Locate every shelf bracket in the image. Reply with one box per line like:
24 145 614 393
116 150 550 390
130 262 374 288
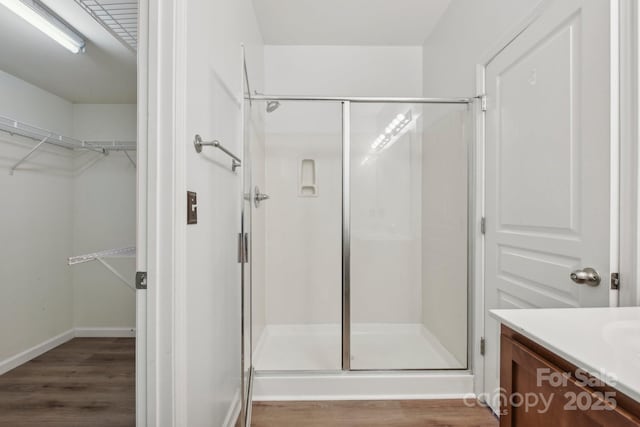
9 134 50 175
74 151 109 176
124 150 137 168
95 257 135 291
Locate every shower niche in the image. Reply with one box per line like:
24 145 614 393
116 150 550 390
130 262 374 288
299 158 318 197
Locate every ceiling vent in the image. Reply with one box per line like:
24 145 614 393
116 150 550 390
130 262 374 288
74 0 137 51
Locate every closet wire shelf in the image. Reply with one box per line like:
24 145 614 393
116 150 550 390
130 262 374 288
68 246 136 291
74 0 138 52
0 115 137 174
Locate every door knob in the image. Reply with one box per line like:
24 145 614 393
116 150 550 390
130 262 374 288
254 186 270 208
570 268 601 286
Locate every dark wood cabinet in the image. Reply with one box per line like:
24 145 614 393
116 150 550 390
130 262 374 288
500 325 640 426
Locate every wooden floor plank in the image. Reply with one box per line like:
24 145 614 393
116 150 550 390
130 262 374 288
2 338 498 427
0 338 135 427
251 400 498 427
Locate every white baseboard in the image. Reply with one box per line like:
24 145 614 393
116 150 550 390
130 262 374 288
0 327 136 375
0 329 75 376
222 389 242 427
74 327 136 338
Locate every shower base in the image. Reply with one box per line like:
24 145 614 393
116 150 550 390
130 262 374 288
251 323 472 401
253 323 464 371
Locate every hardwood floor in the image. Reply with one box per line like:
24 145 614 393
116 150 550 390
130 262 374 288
251 400 498 427
0 338 135 427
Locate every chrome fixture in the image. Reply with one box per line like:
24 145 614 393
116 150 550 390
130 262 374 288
266 100 280 113
254 186 269 208
193 134 241 172
342 101 351 370
250 94 472 104
570 268 601 286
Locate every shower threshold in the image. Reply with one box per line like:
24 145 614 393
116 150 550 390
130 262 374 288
252 324 472 400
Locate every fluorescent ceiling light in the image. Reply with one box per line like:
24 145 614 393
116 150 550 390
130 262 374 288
0 0 86 53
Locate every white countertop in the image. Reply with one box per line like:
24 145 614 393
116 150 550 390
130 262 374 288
491 307 640 402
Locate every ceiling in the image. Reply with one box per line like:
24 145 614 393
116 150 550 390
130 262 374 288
0 0 448 103
252 0 451 45
0 0 136 104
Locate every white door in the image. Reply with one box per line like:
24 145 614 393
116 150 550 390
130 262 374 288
483 0 613 413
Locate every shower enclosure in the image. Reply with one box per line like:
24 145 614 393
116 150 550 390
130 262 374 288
240 79 474 424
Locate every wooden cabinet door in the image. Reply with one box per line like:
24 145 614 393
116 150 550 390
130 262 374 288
500 334 640 427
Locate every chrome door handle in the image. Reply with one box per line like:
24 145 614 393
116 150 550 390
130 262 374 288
570 268 601 286
254 186 270 208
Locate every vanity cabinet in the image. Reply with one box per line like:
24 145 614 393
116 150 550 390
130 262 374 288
500 325 640 426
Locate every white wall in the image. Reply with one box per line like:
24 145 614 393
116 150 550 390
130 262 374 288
182 0 263 425
0 70 74 366
261 46 423 327
0 70 74 134
72 104 136 330
265 46 423 97
422 0 543 97
420 0 544 366
0 70 136 370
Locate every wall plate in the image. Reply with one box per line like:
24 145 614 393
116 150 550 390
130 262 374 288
187 191 197 224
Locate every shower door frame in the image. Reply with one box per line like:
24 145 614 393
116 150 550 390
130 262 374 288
249 93 477 373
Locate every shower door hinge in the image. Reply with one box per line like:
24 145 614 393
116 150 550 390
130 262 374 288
237 232 249 263
480 217 486 235
611 272 620 290
480 95 487 112
136 272 147 290
480 337 486 356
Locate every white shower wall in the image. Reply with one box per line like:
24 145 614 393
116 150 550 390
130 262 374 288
250 103 267 347
421 108 469 366
263 103 343 325
350 104 423 325
260 46 425 328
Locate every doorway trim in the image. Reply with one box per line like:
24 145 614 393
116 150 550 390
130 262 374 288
137 0 189 424
135 0 148 424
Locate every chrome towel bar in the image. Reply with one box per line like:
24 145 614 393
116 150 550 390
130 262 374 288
194 134 241 171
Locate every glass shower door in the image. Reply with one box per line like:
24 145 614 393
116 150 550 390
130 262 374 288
252 100 343 372
348 102 469 370
240 69 254 426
